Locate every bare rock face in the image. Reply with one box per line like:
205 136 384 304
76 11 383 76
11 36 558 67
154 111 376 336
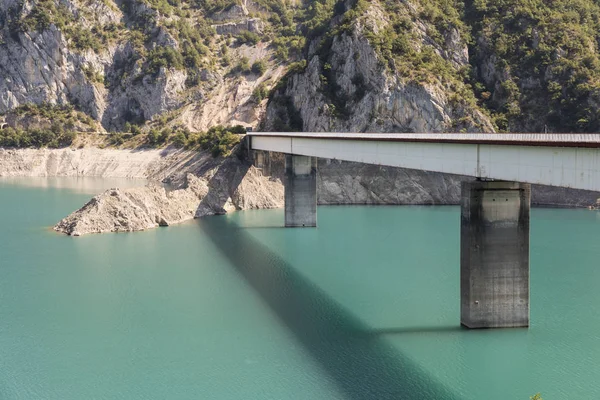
195 155 284 217
208 4 248 21
0 0 190 130
318 160 464 205
265 13 494 134
53 151 284 236
0 147 215 185
54 175 209 235
213 18 264 35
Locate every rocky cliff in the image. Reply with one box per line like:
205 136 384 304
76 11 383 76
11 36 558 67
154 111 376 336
265 1 494 134
0 0 284 132
5 0 600 135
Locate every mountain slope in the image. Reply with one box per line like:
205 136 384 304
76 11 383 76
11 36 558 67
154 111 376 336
2 0 600 136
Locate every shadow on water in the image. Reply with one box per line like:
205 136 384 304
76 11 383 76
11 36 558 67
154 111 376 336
365 326 465 336
199 217 463 400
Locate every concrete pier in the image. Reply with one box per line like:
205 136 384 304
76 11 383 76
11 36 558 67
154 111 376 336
285 155 317 227
460 181 530 328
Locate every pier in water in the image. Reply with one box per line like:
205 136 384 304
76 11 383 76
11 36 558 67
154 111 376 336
1 178 600 399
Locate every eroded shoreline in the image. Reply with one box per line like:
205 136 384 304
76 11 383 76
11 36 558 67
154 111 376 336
2 146 599 236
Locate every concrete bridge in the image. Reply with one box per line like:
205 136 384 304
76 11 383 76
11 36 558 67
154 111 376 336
247 132 600 330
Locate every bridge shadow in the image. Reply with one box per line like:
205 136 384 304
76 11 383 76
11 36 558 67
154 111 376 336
199 217 462 400
364 326 465 336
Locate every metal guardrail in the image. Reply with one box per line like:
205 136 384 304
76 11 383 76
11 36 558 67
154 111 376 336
247 132 600 148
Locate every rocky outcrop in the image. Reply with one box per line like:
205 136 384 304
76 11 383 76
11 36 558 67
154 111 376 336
265 5 494 134
209 4 249 22
213 18 264 35
54 174 209 235
0 145 284 235
51 147 284 235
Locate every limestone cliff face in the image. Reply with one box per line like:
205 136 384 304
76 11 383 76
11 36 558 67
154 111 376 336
0 147 215 187
0 5 187 129
265 2 493 134
0 0 284 132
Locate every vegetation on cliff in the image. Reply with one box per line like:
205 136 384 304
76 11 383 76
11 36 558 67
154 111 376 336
467 0 600 132
0 104 96 148
2 0 600 133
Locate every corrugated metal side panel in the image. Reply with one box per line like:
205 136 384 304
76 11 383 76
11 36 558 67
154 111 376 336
249 132 600 147
250 134 600 191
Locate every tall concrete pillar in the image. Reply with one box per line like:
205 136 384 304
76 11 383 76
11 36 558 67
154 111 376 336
461 181 530 328
285 154 317 227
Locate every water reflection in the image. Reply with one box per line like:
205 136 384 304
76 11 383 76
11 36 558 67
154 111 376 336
0 176 148 195
200 217 461 400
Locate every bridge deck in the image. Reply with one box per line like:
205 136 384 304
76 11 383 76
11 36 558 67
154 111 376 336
248 133 600 148
248 132 600 192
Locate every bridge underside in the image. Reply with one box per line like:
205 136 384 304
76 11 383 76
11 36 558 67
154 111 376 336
276 153 531 329
250 133 600 192
248 133 600 329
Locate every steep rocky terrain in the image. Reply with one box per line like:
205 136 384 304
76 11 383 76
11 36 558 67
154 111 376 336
0 0 287 132
3 0 600 134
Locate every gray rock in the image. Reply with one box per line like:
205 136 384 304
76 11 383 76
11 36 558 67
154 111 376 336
213 18 264 36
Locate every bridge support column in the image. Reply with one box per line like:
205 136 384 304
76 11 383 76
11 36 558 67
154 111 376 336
285 154 317 227
461 181 530 328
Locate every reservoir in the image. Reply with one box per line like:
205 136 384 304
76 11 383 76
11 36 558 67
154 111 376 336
1 178 600 399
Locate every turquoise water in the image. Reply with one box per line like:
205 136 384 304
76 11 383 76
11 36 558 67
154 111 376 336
1 178 600 399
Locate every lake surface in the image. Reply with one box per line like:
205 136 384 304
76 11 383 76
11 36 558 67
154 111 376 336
1 178 600 400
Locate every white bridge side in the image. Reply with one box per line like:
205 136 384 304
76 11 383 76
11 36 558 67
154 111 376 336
250 135 600 192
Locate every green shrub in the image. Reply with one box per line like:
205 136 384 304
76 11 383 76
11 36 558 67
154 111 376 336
108 133 125 146
252 83 269 102
236 56 251 74
236 31 260 46
251 59 268 75
194 125 242 157
195 0 237 14
145 47 185 76
171 131 187 148
70 28 102 52
0 126 77 148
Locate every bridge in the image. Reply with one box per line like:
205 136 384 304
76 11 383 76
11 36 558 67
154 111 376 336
246 132 600 330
